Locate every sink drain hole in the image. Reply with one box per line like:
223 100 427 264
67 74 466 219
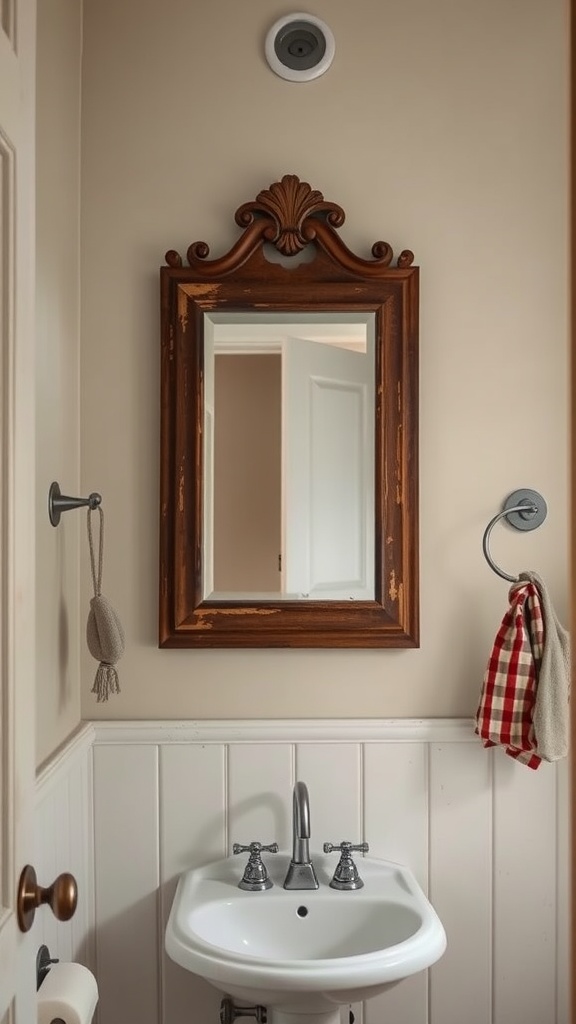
296 905 309 918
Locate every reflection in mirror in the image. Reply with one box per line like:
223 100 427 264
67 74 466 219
204 313 375 601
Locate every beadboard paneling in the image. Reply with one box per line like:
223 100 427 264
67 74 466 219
363 743 429 1024
556 758 570 1024
87 720 568 1024
492 756 558 1024
428 742 492 1024
364 742 428 884
297 743 362 849
228 743 293 851
34 723 95 970
93 743 160 1024
160 744 227 1024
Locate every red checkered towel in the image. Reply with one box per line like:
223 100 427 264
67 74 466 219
475 581 544 769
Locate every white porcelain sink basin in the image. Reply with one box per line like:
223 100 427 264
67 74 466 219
166 851 446 1020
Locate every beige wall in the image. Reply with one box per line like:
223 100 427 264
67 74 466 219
35 0 83 764
79 0 569 720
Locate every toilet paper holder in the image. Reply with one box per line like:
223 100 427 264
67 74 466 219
37 945 72 1022
37 944 59 989
36 958 99 1024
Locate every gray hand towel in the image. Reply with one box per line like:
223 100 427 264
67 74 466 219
87 506 125 702
519 570 570 762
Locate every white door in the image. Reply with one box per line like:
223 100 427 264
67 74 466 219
0 0 38 1020
283 336 374 599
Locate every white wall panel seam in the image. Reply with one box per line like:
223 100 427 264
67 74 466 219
554 759 559 1024
60 774 73 962
224 742 229 855
84 745 96 975
425 741 431 1024
359 742 365 842
554 760 568 1024
158 744 166 1024
89 743 99 1021
153 742 165 1024
489 749 495 1024
359 743 365 1024
154 743 162 1024
560 757 570 1023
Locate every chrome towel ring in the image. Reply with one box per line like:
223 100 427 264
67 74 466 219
482 488 547 583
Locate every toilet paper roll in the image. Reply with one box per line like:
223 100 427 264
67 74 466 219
37 962 98 1024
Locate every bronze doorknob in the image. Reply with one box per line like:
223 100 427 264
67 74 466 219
16 864 78 933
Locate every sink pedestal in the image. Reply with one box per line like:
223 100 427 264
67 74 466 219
271 1010 341 1024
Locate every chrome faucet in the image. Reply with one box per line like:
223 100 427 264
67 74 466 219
283 781 319 890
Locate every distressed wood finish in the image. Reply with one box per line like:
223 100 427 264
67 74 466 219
160 174 419 648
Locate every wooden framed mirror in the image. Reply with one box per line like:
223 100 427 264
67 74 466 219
159 174 419 648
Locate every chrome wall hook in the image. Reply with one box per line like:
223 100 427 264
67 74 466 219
48 481 102 527
482 488 547 582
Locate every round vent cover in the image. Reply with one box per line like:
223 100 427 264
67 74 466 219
265 14 335 82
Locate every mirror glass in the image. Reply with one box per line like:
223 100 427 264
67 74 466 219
204 312 375 601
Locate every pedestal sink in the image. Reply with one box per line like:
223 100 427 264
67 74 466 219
166 851 446 1024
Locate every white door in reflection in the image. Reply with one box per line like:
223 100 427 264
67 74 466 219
204 314 374 601
283 337 374 599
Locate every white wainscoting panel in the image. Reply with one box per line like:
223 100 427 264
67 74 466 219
160 743 226 1024
428 742 492 1024
492 755 558 1024
89 719 568 1024
297 743 362 846
34 723 96 971
93 742 160 1024
228 743 293 851
363 742 429 1024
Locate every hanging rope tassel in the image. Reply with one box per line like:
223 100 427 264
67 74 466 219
86 506 125 702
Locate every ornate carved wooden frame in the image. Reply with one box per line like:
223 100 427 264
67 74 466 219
160 175 419 648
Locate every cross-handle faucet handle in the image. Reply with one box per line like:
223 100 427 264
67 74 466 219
233 842 279 891
323 841 369 855
323 841 369 890
233 842 279 855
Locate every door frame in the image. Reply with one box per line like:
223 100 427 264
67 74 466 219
0 1 38 1020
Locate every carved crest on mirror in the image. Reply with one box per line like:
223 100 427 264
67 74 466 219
160 174 419 648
